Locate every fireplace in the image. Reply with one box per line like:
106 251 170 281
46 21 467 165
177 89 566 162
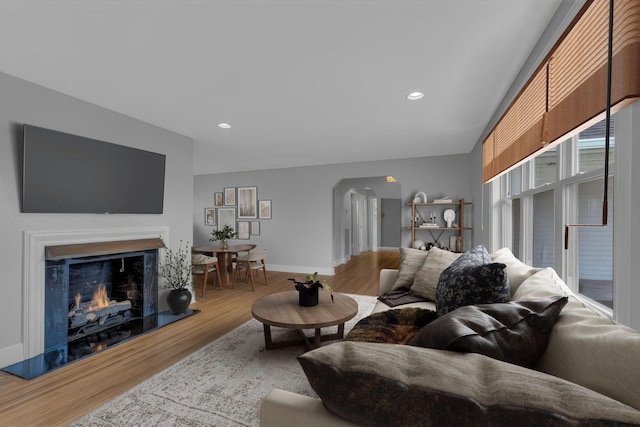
2 230 198 379
45 244 159 365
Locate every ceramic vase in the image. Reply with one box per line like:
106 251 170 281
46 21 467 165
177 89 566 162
167 288 192 315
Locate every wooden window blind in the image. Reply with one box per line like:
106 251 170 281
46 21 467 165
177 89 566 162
483 0 640 183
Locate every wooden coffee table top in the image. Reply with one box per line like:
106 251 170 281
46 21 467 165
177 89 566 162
251 291 358 329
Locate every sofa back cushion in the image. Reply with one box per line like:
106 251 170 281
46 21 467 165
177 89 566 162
409 247 460 300
490 247 542 296
298 341 640 426
391 247 429 291
515 268 640 411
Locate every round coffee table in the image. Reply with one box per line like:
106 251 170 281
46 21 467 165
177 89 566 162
251 291 358 350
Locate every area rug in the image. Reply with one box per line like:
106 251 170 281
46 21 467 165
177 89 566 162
70 294 377 427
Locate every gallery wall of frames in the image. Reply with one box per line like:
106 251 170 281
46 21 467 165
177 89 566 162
203 186 272 239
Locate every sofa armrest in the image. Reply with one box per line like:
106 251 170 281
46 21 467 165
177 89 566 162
379 269 398 295
260 389 360 427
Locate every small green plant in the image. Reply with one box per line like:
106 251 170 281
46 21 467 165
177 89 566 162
289 272 334 302
158 240 192 290
209 225 238 242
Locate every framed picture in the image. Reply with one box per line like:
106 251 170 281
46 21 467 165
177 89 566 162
237 221 250 240
224 187 236 206
204 207 216 226
214 192 223 206
258 200 272 219
217 207 236 230
251 221 260 236
237 186 257 218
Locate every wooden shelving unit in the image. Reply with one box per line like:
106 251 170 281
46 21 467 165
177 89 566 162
404 198 472 252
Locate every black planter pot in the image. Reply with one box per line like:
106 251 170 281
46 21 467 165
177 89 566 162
298 285 319 307
167 288 192 315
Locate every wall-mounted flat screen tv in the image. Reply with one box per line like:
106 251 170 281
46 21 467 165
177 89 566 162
22 124 166 214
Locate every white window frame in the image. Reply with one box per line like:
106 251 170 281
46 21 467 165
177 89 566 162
497 129 614 316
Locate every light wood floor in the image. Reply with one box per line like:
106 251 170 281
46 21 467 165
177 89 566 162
0 250 399 427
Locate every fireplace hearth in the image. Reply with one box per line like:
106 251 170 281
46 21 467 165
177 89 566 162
1 237 199 380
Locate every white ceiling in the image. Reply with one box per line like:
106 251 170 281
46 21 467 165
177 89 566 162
0 0 570 174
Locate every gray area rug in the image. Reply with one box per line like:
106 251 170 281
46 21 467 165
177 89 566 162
70 293 376 426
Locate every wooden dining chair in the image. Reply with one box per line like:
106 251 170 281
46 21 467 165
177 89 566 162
191 253 223 297
232 248 268 291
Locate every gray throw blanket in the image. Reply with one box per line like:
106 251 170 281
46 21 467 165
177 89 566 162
377 289 430 307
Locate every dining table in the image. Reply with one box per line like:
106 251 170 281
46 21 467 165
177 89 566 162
192 244 256 287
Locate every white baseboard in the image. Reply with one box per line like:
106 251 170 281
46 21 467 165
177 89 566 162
0 343 24 369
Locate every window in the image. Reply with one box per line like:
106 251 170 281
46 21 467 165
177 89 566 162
533 147 557 188
501 116 614 313
532 190 554 268
511 198 521 259
577 177 614 308
578 117 615 173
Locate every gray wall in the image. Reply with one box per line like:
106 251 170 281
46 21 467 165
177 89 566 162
0 72 194 365
194 153 473 274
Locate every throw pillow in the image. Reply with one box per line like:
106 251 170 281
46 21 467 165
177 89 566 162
435 245 510 316
391 247 429 291
490 247 542 296
409 296 568 367
345 307 437 344
298 341 640 426
409 247 460 300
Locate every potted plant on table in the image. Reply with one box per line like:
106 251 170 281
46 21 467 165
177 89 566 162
209 225 238 249
289 272 334 307
158 240 193 315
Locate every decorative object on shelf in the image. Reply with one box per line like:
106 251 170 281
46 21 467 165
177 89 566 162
449 235 462 253
209 224 238 249
157 240 193 315
433 196 453 203
289 272 334 306
413 191 427 204
444 209 456 228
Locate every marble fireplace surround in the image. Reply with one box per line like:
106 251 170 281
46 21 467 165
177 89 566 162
22 226 169 360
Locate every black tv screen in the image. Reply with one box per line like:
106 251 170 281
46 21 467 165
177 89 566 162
22 124 166 214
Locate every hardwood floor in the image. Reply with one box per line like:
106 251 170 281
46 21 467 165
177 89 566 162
0 250 399 426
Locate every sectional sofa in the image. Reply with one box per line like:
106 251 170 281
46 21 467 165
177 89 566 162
260 247 640 426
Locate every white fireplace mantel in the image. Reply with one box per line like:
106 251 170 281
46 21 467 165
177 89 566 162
22 227 170 359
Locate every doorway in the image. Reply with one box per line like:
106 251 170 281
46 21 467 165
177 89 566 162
333 176 401 266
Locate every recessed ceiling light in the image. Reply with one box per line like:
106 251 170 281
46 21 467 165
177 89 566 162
218 123 231 129
407 92 424 101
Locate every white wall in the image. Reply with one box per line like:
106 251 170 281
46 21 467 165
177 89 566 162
193 154 473 274
0 72 194 366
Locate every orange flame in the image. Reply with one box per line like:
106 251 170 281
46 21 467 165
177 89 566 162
89 285 110 310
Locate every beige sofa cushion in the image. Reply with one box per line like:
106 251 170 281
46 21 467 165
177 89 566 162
490 247 542 296
410 247 460 300
391 247 429 291
298 341 640 426
515 268 640 411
